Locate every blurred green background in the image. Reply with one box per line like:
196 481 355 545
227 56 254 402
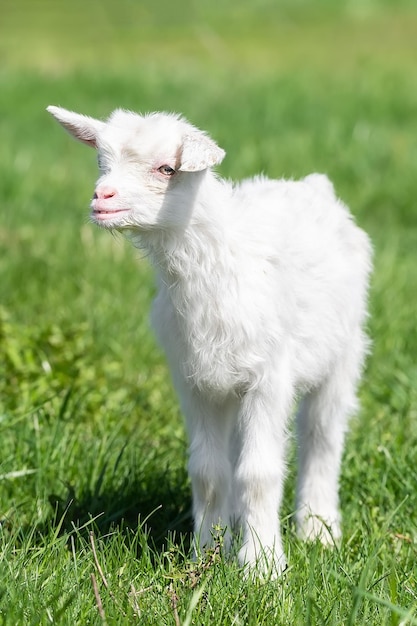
1 0 417 74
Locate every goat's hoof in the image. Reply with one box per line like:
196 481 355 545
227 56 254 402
238 546 287 581
297 514 341 546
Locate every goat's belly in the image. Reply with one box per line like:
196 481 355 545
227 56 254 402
153 305 238 394
153 290 265 394
156 322 260 396
183 344 250 395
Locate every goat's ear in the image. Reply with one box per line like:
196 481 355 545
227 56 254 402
47 106 105 148
179 131 225 172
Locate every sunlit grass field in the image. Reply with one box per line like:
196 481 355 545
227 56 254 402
1 1 417 623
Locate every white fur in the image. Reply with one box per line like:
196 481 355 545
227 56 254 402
48 106 372 576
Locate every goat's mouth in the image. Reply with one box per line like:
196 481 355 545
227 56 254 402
91 208 130 221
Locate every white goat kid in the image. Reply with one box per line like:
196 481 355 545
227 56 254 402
47 105 372 576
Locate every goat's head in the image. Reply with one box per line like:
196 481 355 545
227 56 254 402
47 106 225 232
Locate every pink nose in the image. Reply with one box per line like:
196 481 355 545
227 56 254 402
93 185 117 200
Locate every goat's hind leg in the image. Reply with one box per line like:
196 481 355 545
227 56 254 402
295 339 365 544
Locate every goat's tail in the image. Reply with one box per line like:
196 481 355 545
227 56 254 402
303 173 336 199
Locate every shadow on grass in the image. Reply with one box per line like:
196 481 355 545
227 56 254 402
52 464 192 554
16 461 193 559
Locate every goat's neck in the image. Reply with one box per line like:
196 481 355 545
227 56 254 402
148 173 232 287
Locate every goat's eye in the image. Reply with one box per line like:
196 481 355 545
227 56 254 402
158 165 176 177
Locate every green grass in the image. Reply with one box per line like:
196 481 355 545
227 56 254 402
1 0 417 623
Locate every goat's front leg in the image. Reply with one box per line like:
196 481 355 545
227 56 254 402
233 380 293 577
183 390 236 555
